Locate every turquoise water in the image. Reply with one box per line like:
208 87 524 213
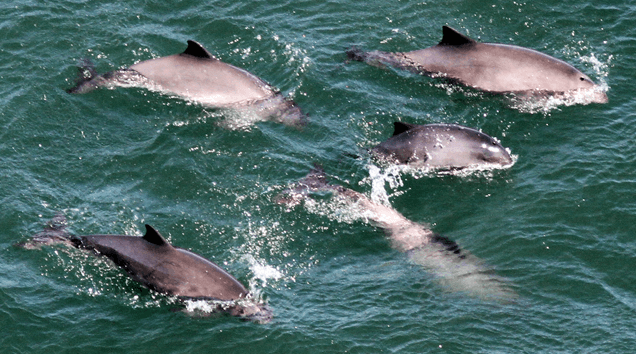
1 0 635 352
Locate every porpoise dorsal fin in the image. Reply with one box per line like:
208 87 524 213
143 225 170 246
44 213 68 232
439 26 476 46
182 40 216 59
393 122 418 136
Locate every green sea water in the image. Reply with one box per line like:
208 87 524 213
1 0 634 353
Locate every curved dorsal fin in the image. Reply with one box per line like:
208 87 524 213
393 122 418 136
143 225 170 246
439 26 476 46
182 40 216 59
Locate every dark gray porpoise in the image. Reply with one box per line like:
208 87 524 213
68 40 304 126
347 26 608 103
371 122 513 169
23 215 269 321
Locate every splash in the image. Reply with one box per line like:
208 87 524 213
300 191 381 226
365 164 406 206
507 87 608 114
580 52 611 93
183 298 236 314
243 254 283 288
230 215 319 289
182 295 272 323
362 157 516 200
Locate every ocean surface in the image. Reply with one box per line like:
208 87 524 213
1 0 634 352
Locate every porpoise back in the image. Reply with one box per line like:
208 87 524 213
371 122 513 169
347 26 607 103
74 225 249 301
21 218 271 321
68 40 305 126
128 40 275 107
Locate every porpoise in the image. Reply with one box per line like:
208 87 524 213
371 122 513 170
278 166 516 300
68 40 305 126
21 215 271 322
347 26 607 103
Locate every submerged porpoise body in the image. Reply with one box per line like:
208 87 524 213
22 215 270 321
279 167 516 300
69 40 304 126
347 26 607 103
371 122 513 170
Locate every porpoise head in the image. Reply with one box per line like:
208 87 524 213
546 62 608 103
464 129 514 166
572 74 609 104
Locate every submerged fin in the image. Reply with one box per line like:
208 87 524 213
182 40 216 59
392 122 418 136
143 225 169 246
67 58 99 94
431 233 465 258
345 46 367 62
438 26 476 46
299 164 330 189
16 214 71 249
44 213 68 232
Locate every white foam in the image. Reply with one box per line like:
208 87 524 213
366 164 405 206
362 158 516 193
243 254 283 288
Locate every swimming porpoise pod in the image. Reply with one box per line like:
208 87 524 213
21 215 271 322
347 26 607 104
68 40 305 126
371 122 513 170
